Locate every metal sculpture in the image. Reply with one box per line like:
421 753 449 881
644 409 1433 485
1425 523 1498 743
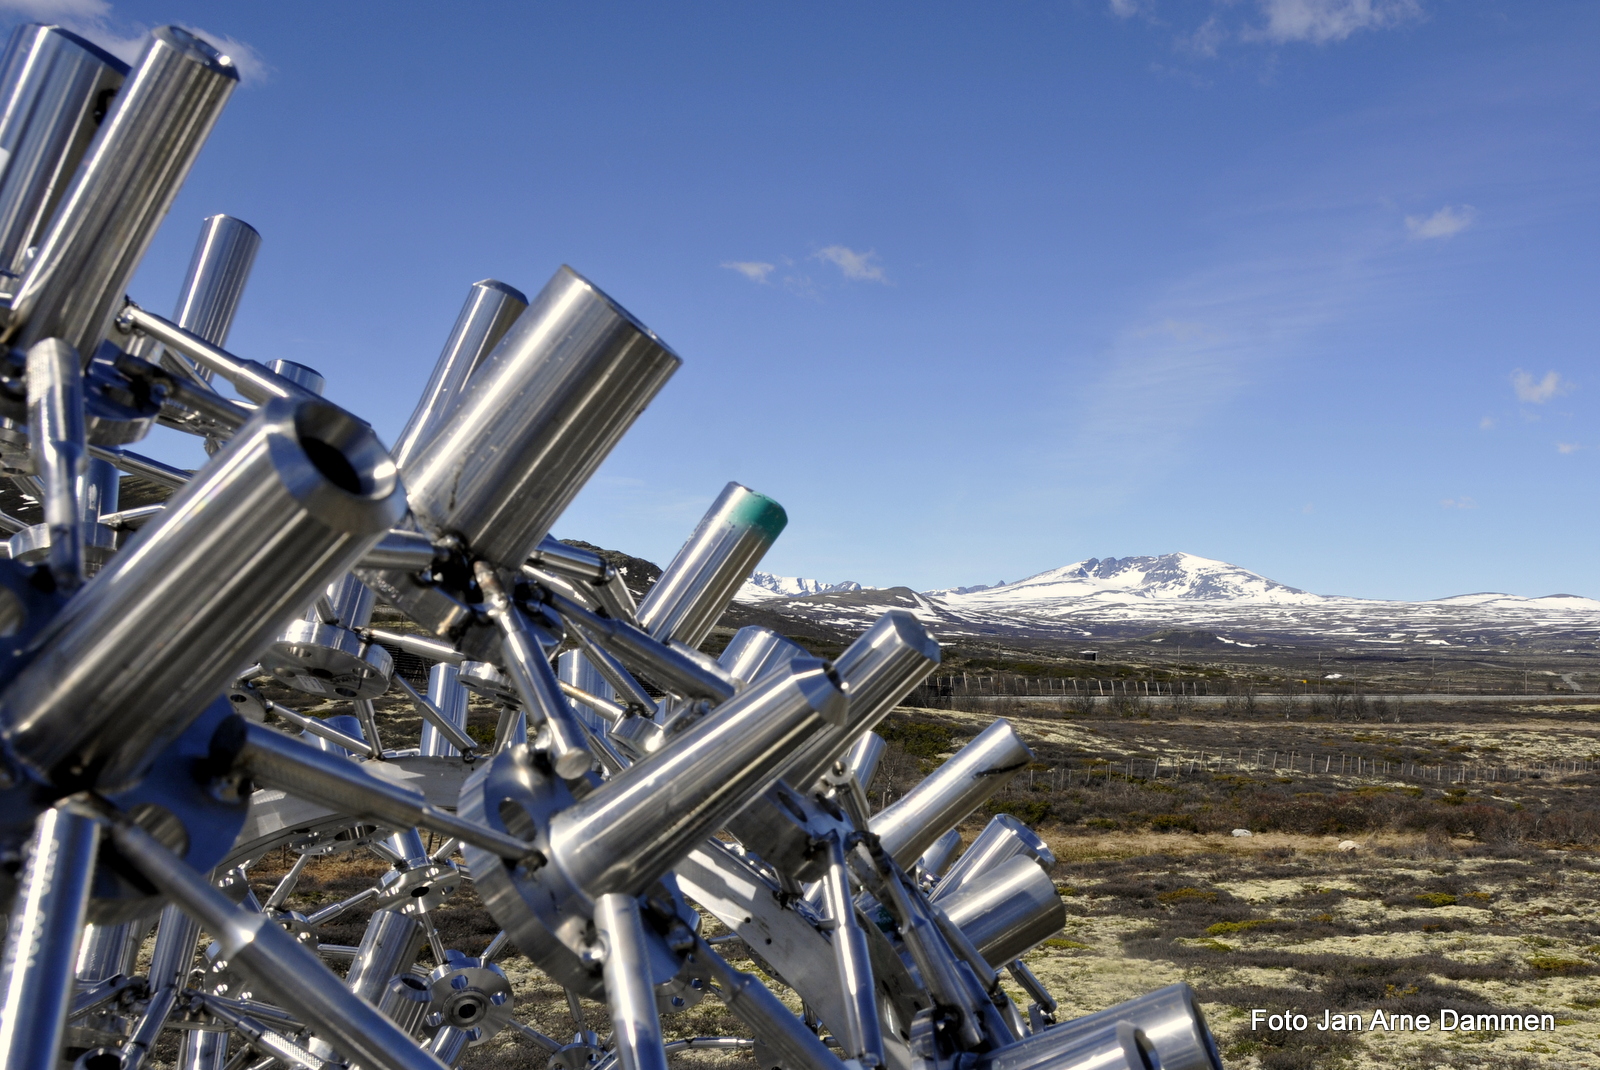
0 20 1224 1070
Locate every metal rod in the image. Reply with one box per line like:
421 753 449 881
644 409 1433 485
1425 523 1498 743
118 304 315 404
108 816 450 1070
475 562 594 778
817 832 882 1067
393 672 477 756
361 628 466 666
0 801 102 1070
352 698 385 760
25 337 86 588
692 937 839 1070
86 443 191 488
263 853 311 911
305 887 381 929
594 893 669 1070
264 702 374 756
546 588 736 705
558 680 629 724
229 720 537 859
568 621 659 711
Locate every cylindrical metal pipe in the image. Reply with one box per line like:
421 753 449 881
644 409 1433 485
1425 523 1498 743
345 909 425 1005
26 337 86 587
376 973 432 1037
636 482 786 648
9 26 238 357
546 658 845 899
76 921 143 982
844 731 888 790
715 625 807 686
869 718 1033 868
0 396 405 790
420 662 470 758
916 829 963 882
818 833 882 1066
931 814 1056 903
108 817 450 1070
171 213 260 354
391 279 528 469
594 893 669 1070
939 855 1065 968
558 649 613 735
777 609 941 793
401 264 680 569
692 938 842 1070
978 1020 1160 1070
0 802 101 1070
0 25 128 284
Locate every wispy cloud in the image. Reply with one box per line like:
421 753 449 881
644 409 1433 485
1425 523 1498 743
1108 0 1154 18
0 1 269 84
1557 442 1582 455
1479 416 1495 430
722 261 775 284
1439 496 1476 509
1301 503 1315 515
814 245 887 283
1405 204 1476 240
1512 369 1572 405
1249 0 1424 45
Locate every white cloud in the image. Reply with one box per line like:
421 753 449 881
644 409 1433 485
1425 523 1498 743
1405 204 1476 240
1439 496 1476 510
1301 503 1315 514
1557 442 1581 455
722 261 775 284
1108 0 1151 17
1478 416 1495 430
1511 369 1572 405
0 2 268 84
1252 0 1424 45
1180 16 1227 57
814 245 886 283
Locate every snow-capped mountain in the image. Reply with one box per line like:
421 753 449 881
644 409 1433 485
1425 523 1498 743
737 571 865 601
728 552 1600 649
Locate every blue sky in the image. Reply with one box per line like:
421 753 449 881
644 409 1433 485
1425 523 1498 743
10 0 1597 600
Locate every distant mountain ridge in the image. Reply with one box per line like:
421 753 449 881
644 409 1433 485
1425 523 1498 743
730 551 1600 649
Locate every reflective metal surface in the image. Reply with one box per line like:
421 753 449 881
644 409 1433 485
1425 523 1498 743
391 278 528 468
869 718 1033 867
9 27 237 357
0 25 128 286
635 482 786 647
171 213 259 353
931 813 1056 903
0 397 405 789
400 265 680 569
938 854 1066 968
0 802 101 1070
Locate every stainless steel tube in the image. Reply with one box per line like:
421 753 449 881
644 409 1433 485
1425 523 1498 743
171 213 260 356
931 814 1056 903
475 561 593 777
978 1020 1159 1070
394 673 476 756
938 856 1065 968
869 718 1033 868
108 817 450 1070
0 396 405 790
635 482 787 647
844 730 888 789
545 657 845 899
76 920 143 982
232 721 534 859
9 27 238 357
26 337 86 587
0 25 128 284
916 829 962 882
0 802 101 1070
390 279 528 469
776 609 941 793
716 625 807 685
420 663 470 757
818 832 882 1067
992 984 1220 1070
692 938 840 1070
345 909 425 1004
400 264 680 569
593 893 669 1070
